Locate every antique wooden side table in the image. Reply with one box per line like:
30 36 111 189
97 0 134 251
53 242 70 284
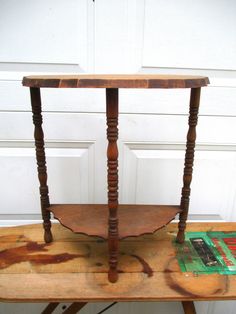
22 74 209 283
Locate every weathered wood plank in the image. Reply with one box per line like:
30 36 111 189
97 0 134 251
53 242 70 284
0 272 235 302
0 239 179 274
0 223 236 302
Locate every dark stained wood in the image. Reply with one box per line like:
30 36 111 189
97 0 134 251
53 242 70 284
22 74 209 89
106 88 119 282
177 88 201 243
30 87 52 243
47 204 182 239
182 301 196 314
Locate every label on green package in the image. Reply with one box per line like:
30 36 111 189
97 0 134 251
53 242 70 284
175 231 236 275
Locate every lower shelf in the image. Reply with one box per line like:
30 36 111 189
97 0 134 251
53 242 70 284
48 204 182 239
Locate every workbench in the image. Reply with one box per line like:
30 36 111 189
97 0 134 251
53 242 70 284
0 222 236 314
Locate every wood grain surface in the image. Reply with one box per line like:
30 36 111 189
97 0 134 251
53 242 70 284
22 74 209 89
48 204 181 239
0 222 236 302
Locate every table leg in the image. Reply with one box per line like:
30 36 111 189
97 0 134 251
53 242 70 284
30 87 52 243
182 301 197 314
41 302 87 314
41 302 59 314
177 87 201 243
62 302 87 314
106 88 119 283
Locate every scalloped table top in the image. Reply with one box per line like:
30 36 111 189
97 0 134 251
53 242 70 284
22 74 209 89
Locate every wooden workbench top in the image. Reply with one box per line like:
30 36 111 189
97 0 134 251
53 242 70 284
0 222 235 302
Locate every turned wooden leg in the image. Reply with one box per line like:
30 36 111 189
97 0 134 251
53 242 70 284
106 88 119 283
182 301 196 314
177 88 201 243
30 87 52 243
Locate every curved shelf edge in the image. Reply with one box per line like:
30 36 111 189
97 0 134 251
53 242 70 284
48 204 182 240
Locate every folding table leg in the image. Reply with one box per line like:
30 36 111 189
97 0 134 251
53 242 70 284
182 301 196 314
62 302 87 314
41 302 59 314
